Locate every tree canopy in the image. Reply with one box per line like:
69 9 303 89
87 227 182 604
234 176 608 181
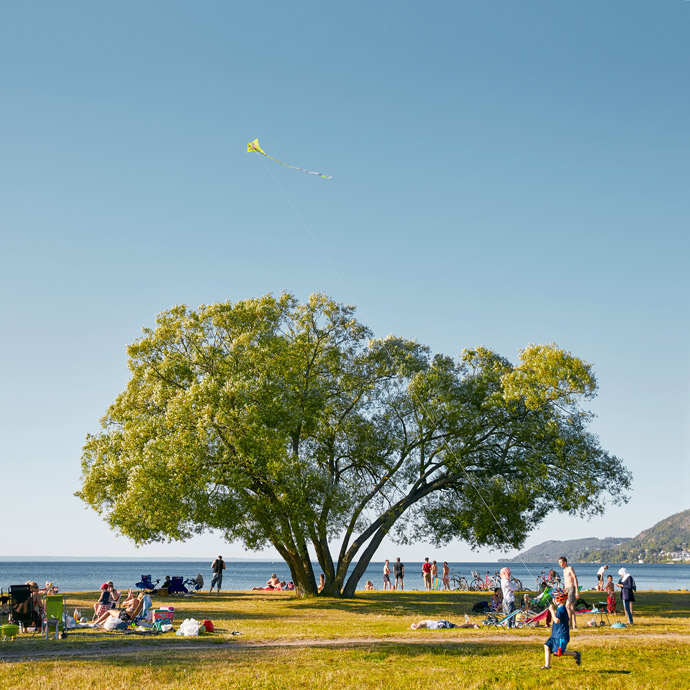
78 293 631 596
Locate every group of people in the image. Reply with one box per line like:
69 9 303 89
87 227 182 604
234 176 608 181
252 574 295 591
380 557 408 591
537 558 636 670
538 559 635 670
93 587 148 627
405 556 638 673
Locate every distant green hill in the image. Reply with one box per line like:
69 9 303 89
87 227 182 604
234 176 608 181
511 509 690 564
584 509 690 563
507 537 629 563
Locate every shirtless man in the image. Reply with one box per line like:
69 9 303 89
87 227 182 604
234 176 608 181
558 556 579 629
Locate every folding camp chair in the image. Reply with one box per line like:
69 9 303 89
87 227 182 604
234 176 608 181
482 607 523 629
43 594 66 640
167 577 188 595
520 607 551 628
135 575 159 591
9 585 40 632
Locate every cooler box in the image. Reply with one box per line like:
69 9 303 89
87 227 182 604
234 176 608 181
152 608 174 629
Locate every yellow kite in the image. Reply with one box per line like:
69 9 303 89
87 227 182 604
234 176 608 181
247 139 332 179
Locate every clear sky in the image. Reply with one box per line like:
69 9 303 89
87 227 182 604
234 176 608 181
1 1 688 562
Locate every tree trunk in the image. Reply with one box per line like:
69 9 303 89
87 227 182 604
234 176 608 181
341 524 390 597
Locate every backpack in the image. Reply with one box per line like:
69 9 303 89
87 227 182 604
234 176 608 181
472 601 490 613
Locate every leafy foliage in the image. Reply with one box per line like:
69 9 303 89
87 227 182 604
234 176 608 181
78 293 631 595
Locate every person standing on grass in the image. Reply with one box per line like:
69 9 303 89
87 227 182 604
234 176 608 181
558 556 579 629
617 568 636 624
605 574 617 614
393 557 404 591
442 561 450 591
422 558 432 591
540 590 581 670
210 555 226 594
383 559 392 590
500 567 517 627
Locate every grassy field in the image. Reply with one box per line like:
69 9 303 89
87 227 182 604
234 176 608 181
1 590 688 689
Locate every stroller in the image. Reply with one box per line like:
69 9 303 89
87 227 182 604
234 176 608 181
135 575 160 592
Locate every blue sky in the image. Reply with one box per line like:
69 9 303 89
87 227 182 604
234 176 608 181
1 1 688 561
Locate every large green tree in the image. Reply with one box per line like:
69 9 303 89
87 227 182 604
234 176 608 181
78 293 630 596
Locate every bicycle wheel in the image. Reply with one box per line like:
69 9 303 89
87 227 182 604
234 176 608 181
459 577 469 592
469 578 481 591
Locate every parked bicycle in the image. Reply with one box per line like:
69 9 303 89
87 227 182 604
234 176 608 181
493 570 524 592
469 571 499 591
448 571 469 592
535 570 561 591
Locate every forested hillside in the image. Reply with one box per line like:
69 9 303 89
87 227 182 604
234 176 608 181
584 509 690 563
508 537 629 563
511 509 690 563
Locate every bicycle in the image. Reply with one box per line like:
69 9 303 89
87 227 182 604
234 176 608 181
469 571 499 591
448 571 469 592
535 570 561 591
493 570 524 592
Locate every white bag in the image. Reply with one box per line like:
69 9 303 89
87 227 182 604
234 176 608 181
102 615 120 631
176 618 200 636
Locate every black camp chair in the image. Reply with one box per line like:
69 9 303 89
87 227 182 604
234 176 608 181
9 585 41 631
167 577 188 595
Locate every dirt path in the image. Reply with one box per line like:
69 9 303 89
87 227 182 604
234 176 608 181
2 632 689 663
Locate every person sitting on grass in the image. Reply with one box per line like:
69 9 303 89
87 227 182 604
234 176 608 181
491 587 503 612
364 581 375 591
94 591 144 627
93 583 112 620
252 574 282 591
409 619 479 630
541 591 581 670
107 581 120 609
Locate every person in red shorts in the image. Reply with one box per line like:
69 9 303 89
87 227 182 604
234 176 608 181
541 590 581 670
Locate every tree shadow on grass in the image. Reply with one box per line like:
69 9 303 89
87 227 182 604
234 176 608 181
284 591 489 618
78 639 509 669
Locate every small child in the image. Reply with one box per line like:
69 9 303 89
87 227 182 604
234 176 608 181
605 574 617 614
541 591 581 670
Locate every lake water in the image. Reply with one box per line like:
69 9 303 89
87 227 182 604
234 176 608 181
1 560 688 593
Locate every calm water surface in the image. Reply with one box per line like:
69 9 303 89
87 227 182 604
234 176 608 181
1 560 687 593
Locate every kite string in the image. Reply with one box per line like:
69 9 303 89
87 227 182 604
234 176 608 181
258 156 350 294
254 156 539 585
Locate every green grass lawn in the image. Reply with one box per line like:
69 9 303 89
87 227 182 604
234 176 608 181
1 590 688 689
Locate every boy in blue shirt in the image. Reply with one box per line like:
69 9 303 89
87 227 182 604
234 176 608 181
541 590 581 670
